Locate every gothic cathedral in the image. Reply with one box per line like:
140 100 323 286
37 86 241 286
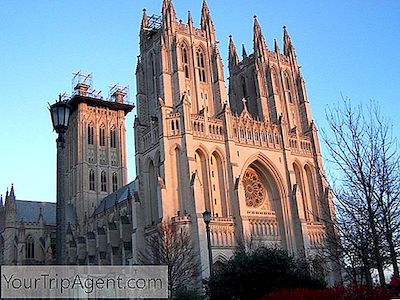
134 0 339 284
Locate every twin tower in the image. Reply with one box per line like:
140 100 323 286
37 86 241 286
134 0 339 283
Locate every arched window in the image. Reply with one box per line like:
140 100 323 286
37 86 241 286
110 127 117 148
112 173 118 192
89 169 95 191
305 165 319 221
270 69 279 93
182 47 189 79
99 125 106 147
293 163 309 221
26 236 34 259
101 171 107 192
196 49 206 82
284 73 293 103
88 123 94 145
210 152 228 217
241 76 247 100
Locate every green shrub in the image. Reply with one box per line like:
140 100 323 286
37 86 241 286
206 247 325 300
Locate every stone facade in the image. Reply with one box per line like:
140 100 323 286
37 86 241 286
0 76 136 266
0 0 340 286
133 0 340 284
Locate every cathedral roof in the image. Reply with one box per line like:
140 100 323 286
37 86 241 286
93 181 137 216
14 200 77 225
15 200 56 224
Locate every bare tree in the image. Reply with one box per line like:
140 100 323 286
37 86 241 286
322 99 400 286
139 221 201 298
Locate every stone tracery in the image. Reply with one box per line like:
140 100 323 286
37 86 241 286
243 168 266 208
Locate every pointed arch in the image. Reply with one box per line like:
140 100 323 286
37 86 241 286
293 161 309 221
89 169 95 191
26 235 35 259
87 122 94 145
194 147 211 211
283 71 293 103
210 150 228 217
146 158 159 224
99 124 106 147
270 66 279 93
101 171 107 192
196 47 207 82
112 172 118 192
240 153 288 245
110 126 117 148
304 164 319 222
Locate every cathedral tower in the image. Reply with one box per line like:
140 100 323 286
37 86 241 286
64 73 133 231
134 0 338 284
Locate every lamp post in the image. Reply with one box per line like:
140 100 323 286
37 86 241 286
202 210 213 276
50 96 71 265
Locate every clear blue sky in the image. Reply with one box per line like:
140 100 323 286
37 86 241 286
0 0 399 202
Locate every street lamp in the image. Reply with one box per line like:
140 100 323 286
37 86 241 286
202 210 213 275
49 96 71 265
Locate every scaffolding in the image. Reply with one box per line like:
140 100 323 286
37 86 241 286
147 14 162 31
72 71 92 89
72 71 104 99
108 84 130 104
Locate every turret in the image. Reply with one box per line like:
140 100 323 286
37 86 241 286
141 8 148 30
283 26 298 69
242 44 248 59
228 35 239 69
200 0 216 44
5 185 16 227
274 38 280 54
162 0 176 33
253 16 268 60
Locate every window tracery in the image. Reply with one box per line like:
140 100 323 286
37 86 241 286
243 168 266 208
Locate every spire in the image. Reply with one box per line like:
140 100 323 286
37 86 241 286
9 183 15 198
201 0 210 24
141 8 148 30
228 35 239 68
187 10 193 26
283 25 294 56
242 44 247 58
0 194 3 207
274 39 280 54
162 0 176 30
201 0 216 43
253 15 268 57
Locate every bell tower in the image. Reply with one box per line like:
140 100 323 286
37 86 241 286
64 73 133 231
134 0 339 285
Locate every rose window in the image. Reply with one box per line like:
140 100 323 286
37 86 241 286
243 168 266 208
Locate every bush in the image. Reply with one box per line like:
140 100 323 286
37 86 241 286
206 247 325 300
260 286 398 300
175 289 204 300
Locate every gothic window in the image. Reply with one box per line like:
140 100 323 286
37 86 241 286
112 173 118 192
26 236 34 259
242 168 266 208
271 69 279 93
182 47 190 79
99 125 106 147
196 49 206 82
101 171 107 192
284 73 293 103
110 127 117 148
88 123 94 145
210 152 228 217
305 165 319 221
89 169 95 191
241 76 248 100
